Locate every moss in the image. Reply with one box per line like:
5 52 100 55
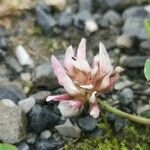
64 113 150 150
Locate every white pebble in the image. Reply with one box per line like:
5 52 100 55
16 45 34 67
85 20 98 33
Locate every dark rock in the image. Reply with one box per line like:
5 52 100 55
35 138 64 150
30 91 51 104
0 27 9 37
40 130 51 139
78 115 97 132
119 88 134 106
114 118 126 133
37 3 51 14
120 55 148 68
5 56 23 73
90 128 105 137
79 0 92 12
139 40 150 55
120 106 132 114
17 142 29 150
35 6 57 33
122 17 148 40
107 113 117 124
0 37 8 50
122 6 147 21
29 105 60 133
58 11 73 29
103 10 122 26
0 85 26 103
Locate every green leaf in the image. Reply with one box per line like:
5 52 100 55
144 19 150 39
144 58 150 81
0 144 18 150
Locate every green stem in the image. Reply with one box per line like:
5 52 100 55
98 100 150 125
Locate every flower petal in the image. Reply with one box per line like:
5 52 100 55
89 103 100 118
91 65 98 77
46 93 70 102
68 100 83 110
73 59 91 72
76 38 86 60
64 45 75 74
100 75 110 90
51 55 67 86
99 42 113 75
89 91 97 103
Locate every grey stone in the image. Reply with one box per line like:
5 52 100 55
58 11 73 28
30 91 51 104
139 40 150 55
90 128 105 138
26 133 37 144
17 142 29 150
35 6 57 33
29 105 60 133
78 115 97 132
0 37 8 50
18 97 36 113
40 130 51 139
116 35 133 49
34 63 58 89
114 80 133 90
119 88 134 106
137 104 150 115
0 84 26 103
0 99 27 144
103 10 122 26
55 119 81 138
120 55 148 68
122 6 147 21
79 0 92 12
114 118 126 133
5 56 23 73
122 17 148 40
35 138 65 150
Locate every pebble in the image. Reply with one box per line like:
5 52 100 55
5 56 23 73
85 19 98 33
18 97 36 113
58 101 82 117
26 133 37 144
114 80 133 90
120 55 148 68
79 0 92 12
107 113 117 124
20 73 31 82
77 115 97 132
0 99 27 144
0 37 8 50
35 138 65 150
90 128 105 138
29 105 60 133
0 85 26 104
114 118 126 133
137 104 150 115
30 91 51 104
17 142 29 150
139 40 150 55
35 6 57 33
15 45 34 67
103 10 122 26
58 11 73 28
116 35 133 49
40 130 51 139
55 119 81 138
119 88 134 106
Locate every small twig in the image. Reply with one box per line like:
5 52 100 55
98 99 150 125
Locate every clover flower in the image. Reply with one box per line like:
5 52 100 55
46 38 123 118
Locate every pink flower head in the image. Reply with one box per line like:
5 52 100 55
46 38 123 118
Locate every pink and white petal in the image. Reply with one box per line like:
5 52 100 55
73 59 91 72
91 65 98 77
89 103 100 118
63 76 80 95
108 74 119 90
64 45 75 73
100 75 110 90
89 91 97 103
76 38 86 60
93 54 99 66
46 93 70 102
51 55 67 86
68 100 83 110
99 42 113 75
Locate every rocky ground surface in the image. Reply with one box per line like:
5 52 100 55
0 0 150 149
